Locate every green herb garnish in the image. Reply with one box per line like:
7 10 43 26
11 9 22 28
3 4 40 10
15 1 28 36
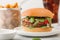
39 18 45 22
29 17 34 23
46 17 52 23
32 38 41 40
26 16 29 19
33 19 39 26
47 17 52 27
41 26 46 28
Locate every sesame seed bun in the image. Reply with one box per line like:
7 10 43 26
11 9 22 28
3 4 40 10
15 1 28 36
22 8 54 18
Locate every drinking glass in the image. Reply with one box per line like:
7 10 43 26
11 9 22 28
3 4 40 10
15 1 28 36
43 0 59 23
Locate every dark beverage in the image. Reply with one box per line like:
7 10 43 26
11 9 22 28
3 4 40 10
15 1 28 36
43 0 59 23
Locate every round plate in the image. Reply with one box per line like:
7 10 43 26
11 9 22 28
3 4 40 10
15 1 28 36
15 23 60 36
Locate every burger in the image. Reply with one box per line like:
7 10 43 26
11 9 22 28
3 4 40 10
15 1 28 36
21 8 54 32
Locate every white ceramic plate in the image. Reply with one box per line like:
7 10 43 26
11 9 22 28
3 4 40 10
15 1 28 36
15 23 60 36
0 29 16 39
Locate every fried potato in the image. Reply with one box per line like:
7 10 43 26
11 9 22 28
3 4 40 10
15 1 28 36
12 2 18 8
0 2 19 8
5 4 11 8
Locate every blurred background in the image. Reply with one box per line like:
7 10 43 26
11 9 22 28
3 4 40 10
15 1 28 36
0 0 60 27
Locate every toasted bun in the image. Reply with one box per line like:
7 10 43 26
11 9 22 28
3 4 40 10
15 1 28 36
22 27 52 32
22 8 54 18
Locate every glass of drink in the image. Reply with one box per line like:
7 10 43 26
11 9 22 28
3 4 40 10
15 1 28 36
43 0 59 23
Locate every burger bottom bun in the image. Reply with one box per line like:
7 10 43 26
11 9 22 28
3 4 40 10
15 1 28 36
22 27 52 32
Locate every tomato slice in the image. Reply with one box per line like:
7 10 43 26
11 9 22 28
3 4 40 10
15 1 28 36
44 20 49 24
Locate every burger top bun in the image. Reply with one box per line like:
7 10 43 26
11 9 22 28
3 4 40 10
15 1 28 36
22 8 54 18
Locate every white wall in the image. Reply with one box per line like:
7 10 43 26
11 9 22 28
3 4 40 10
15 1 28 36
21 0 44 12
